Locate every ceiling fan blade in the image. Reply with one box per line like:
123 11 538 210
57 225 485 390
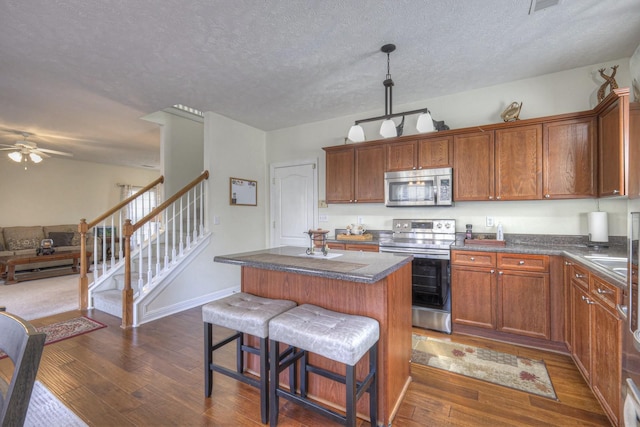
30 149 51 158
36 147 73 157
0 143 18 148
0 147 18 151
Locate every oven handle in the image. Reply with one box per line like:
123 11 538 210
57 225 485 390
379 246 450 260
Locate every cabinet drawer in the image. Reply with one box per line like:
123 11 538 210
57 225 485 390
497 254 549 272
344 244 379 252
570 263 590 291
452 250 496 267
590 275 620 311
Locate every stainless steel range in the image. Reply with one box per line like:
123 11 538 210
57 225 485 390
379 219 455 333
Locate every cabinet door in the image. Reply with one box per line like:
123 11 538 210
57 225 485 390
325 147 354 203
453 132 495 201
543 117 596 199
571 283 591 381
451 266 496 329
354 145 385 203
417 136 452 169
495 124 542 200
591 300 621 425
386 141 417 171
497 269 550 339
597 90 629 197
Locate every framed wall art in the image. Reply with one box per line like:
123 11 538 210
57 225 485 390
230 177 257 206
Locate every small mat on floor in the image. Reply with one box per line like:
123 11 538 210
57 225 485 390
26 381 88 426
412 335 557 400
0 316 106 359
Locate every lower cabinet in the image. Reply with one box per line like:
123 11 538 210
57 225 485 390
451 250 550 340
568 260 621 426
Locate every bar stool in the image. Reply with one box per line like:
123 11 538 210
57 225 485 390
268 304 379 427
202 292 297 424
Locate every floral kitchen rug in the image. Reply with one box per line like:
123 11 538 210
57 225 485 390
412 335 557 400
1 316 106 359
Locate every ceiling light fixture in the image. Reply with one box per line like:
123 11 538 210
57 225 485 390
347 44 436 142
8 151 22 162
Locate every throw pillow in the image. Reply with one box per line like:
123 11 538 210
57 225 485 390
71 232 82 246
48 232 74 247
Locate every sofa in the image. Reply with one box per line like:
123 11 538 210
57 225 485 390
0 225 99 273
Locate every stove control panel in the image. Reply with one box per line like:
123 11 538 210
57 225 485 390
392 219 456 234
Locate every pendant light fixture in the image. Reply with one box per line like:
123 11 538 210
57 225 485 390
347 44 437 142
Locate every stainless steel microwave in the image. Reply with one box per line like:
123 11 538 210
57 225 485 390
384 167 453 207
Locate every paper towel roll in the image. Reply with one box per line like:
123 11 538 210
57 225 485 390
588 211 609 243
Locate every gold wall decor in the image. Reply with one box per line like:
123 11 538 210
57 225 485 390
500 102 522 122
597 65 619 103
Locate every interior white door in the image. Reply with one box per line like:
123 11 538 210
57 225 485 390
271 161 317 247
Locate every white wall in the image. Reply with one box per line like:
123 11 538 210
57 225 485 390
152 112 267 303
266 57 633 238
0 156 158 226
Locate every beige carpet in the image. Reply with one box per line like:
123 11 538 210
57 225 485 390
0 272 92 320
412 335 557 399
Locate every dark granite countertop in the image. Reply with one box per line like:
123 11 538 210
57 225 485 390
451 235 628 288
214 245 412 284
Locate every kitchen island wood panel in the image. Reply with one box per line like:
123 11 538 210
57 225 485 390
215 247 412 425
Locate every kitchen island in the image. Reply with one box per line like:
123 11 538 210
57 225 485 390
214 246 413 425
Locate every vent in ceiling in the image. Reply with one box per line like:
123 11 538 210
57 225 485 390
529 0 560 14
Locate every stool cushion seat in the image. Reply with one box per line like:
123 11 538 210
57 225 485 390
202 293 297 338
269 304 379 366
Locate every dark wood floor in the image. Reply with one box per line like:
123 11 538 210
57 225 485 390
0 307 611 426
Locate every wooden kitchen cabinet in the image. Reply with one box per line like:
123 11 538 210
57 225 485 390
453 125 542 201
453 131 495 201
326 242 379 252
543 117 597 199
628 102 640 198
324 144 385 203
595 88 629 197
496 253 550 339
451 259 496 329
567 261 622 426
386 136 452 171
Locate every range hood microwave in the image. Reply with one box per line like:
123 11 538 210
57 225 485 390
384 167 453 207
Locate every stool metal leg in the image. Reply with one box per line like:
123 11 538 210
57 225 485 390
259 337 269 424
204 322 213 397
369 343 378 427
300 350 308 398
346 364 356 427
237 332 244 373
269 339 279 427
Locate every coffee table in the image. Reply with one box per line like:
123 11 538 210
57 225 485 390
0 250 92 285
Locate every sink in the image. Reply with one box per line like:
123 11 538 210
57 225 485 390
583 256 628 278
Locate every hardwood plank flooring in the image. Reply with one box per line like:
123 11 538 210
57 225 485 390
0 308 611 426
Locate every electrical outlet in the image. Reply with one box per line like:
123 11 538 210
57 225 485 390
213 215 220 225
357 216 364 224
319 214 328 222
319 200 328 208
486 216 494 227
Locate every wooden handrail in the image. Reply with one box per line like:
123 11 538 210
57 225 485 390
86 176 164 229
131 170 209 233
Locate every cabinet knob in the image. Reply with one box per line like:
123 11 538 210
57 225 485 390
581 295 595 304
489 196 493 200
596 288 612 295
544 194 550 198
496 196 501 200
613 190 620 194
490 269 495 274
470 257 475 261
575 273 585 279
354 199 357 203
518 260 525 265
498 271 504 275
564 261 573 266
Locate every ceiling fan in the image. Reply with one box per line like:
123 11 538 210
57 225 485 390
0 132 73 165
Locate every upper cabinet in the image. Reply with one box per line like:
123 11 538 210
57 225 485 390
628 102 640 199
543 117 597 199
386 136 453 171
453 125 542 201
595 88 629 197
324 144 385 204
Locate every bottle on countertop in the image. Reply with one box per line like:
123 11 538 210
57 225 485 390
465 224 473 240
496 223 504 241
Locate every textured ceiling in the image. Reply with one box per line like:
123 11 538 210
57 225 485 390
1 0 639 169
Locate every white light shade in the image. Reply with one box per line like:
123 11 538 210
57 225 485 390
379 119 397 138
29 152 43 163
8 151 22 162
416 112 435 133
347 125 365 142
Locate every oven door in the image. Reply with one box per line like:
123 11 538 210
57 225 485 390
385 175 436 207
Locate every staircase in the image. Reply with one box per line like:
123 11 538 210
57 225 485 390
78 171 210 328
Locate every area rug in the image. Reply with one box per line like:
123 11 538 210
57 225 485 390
0 317 106 359
25 381 88 427
412 335 557 399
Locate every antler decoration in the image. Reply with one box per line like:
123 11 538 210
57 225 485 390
597 65 619 103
